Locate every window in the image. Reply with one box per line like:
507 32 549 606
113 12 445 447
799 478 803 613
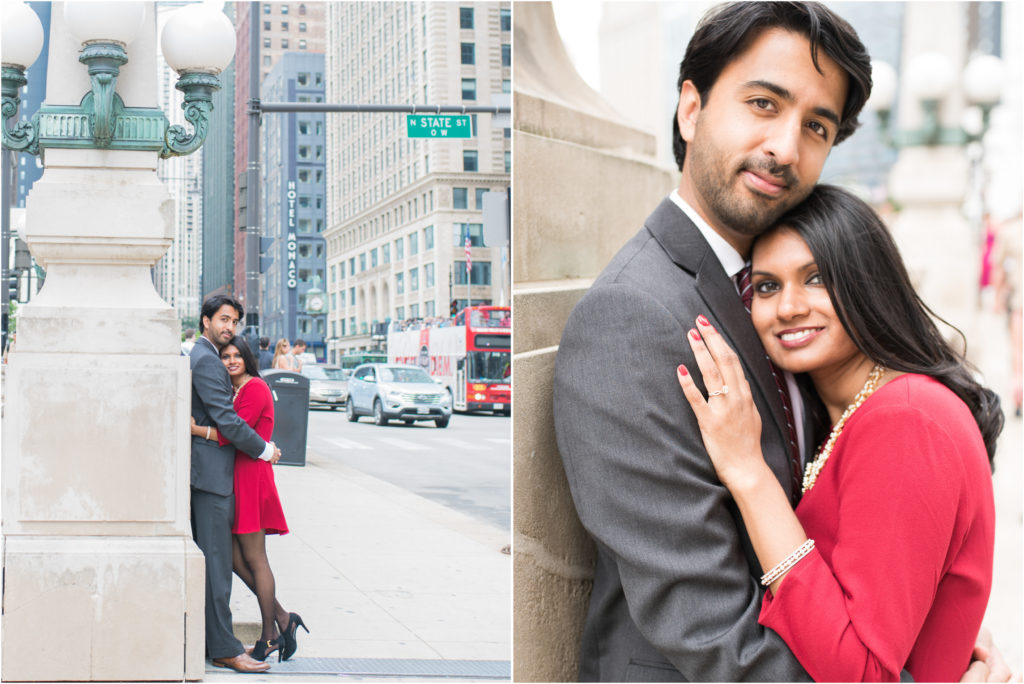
410 267 419 292
453 188 467 209
330 265 336 283
454 223 485 246
263 21 271 30
502 79 511 93
505 151 511 173
297 73 309 86
395 238 404 260
299 196 310 208
299 40 306 50
460 42 475 65
263 3 271 14
349 257 356 274
298 121 309 134
425 263 435 288
360 253 366 271
423 225 434 250
461 78 476 101
340 262 346 279
500 8 511 31
382 243 390 264
475 187 487 208
408 232 418 255
263 37 272 48
350 287 355 305
463 150 478 172
281 21 288 30
299 22 307 32
459 7 474 29
371 248 379 268
502 44 511 67
299 3 306 15
426 301 435 317
410 303 420 319
263 55 272 66
454 261 492 285
396 306 405 321
281 38 289 49
396 272 405 295
281 3 289 14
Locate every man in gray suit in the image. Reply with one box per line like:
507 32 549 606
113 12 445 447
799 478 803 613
191 294 281 673
553 3 872 680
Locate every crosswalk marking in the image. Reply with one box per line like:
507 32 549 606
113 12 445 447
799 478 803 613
375 437 431 451
325 438 372 451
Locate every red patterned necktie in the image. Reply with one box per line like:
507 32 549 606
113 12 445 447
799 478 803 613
735 265 802 503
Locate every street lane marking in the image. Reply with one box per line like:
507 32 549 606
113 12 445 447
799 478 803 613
375 437 431 451
326 438 372 451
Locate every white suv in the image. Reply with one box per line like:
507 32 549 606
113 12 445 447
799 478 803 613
346 363 452 428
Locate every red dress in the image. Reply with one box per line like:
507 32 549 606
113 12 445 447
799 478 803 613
759 374 994 682
218 377 289 535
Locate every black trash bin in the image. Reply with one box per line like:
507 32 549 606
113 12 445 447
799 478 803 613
262 370 310 466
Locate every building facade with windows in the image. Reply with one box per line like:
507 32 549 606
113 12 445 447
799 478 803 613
322 2 512 362
259 52 328 359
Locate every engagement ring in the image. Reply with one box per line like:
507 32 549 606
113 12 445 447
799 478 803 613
708 385 729 398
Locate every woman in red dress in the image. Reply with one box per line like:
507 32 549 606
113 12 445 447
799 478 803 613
676 186 1000 682
192 336 308 662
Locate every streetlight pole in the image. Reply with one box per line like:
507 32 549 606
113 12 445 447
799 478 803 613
244 6 261 341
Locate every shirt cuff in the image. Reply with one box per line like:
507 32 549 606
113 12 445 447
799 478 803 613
258 441 274 461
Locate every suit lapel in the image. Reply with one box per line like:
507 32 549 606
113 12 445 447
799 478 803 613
645 198 794 498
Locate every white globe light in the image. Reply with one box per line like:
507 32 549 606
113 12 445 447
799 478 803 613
865 60 898 112
905 52 955 101
960 106 985 137
1 2 45 69
64 2 146 46
160 4 236 75
963 54 1004 106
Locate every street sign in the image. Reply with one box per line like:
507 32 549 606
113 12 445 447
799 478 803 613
406 114 472 138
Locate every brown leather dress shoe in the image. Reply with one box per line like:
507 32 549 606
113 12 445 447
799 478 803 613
211 652 272 673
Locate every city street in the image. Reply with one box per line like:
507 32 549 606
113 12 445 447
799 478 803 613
306 409 511 532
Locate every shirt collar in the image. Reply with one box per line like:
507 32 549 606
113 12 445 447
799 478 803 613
669 189 747 278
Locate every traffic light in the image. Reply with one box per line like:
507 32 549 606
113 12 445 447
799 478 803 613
8 276 19 302
450 300 458 316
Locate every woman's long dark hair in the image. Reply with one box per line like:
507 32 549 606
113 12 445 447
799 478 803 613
222 335 262 380
772 185 1003 467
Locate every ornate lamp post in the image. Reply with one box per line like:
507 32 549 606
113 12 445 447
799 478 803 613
863 24 1005 356
1 2 234 681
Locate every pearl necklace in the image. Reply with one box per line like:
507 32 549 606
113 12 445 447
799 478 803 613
802 365 886 494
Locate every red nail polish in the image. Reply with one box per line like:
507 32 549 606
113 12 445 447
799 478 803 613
677 364 688 376
697 314 710 326
689 329 701 341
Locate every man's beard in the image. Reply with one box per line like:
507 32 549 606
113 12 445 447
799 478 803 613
688 132 808 237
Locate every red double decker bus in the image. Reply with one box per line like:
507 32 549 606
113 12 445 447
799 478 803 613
387 305 511 414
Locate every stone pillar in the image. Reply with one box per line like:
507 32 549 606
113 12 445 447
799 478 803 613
512 4 672 681
1 4 205 680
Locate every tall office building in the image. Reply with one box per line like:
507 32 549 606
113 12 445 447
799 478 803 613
231 2 326 322
154 2 203 319
322 2 513 362
259 52 328 358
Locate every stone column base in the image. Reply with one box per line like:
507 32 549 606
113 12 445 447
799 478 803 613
1 536 206 681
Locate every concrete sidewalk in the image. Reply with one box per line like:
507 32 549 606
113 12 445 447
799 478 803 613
204 441 511 680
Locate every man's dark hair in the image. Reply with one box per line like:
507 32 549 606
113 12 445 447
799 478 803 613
259 336 270 349
293 338 306 347
199 295 244 333
672 1 872 171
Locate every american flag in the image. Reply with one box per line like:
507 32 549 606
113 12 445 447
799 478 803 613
464 232 472 275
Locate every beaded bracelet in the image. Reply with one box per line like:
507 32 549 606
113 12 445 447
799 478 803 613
760 539 815 587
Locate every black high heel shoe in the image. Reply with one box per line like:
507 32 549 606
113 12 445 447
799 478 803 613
251 636 283 662
280 612 309 661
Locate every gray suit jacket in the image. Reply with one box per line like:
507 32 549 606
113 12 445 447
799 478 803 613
553 198 811 682
190 336 269 496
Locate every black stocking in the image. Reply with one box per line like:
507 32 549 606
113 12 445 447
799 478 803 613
234 531 286 642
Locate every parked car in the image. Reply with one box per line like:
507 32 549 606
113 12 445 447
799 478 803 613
346 363 452 428
299 364 348 410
